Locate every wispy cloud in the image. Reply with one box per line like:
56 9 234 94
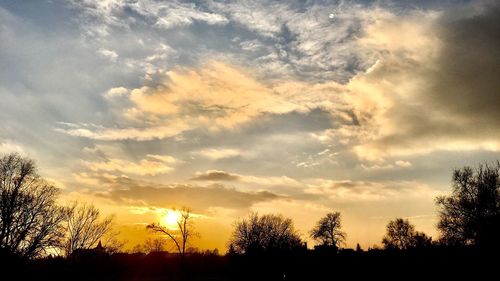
191 170 240 181
190 169 302 187
304 179 441 202
0 140 24 154
191 148 244 160
82 154 178 176
56 62 328 141
93 177 282 213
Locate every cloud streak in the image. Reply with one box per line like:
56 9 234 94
304 179 441 202
191 170 240 181
95 177 282 213
82 154 178 176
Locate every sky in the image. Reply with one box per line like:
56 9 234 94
1 0 500 252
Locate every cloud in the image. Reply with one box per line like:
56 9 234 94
191 148 243 160
7 0 498 176
206 0 383 82
70 0 367 79
240 175 302 187
191 170 240 181
82 154 178 176
125 61 301 122
105 87 129 99
68 0 228 34
312 2 500 161
190 169 302 188
360 160 413 170
95 177 282 212
64 0 395 85
57 61 330 140
304 179 440 202
0 140 24 155
97 48 118 62
55 122 191 141
73 172 119 186
428 2 500 126
395 160 412 168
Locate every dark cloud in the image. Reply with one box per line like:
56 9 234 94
191 170 241 181
430 2 500 125
376 0 472 12
355 1 500 155
96 177 281 212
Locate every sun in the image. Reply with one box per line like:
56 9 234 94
162 210 181 228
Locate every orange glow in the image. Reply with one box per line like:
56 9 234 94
162 210 181 229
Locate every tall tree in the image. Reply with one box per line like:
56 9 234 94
228 213 302 254
147 207 195 255
63 202 114 256
0 153 66 258
436 162 500 248
310 212 346 249
382 218 417 250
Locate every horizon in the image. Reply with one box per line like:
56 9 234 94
1 0 500 253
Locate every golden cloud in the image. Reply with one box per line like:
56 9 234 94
82 154 178 176
58 61 346 141
57 5 500 163
342 7 500 161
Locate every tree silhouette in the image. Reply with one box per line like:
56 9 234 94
436 162 500 248
228 212 302 254
382 218 424 250
310 212 346 249
143 237 167 253
413 231 432 249
0 153 66 258
63 202 114 256
147 207 195 255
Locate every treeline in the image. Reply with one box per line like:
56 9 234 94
0 153 119 259
1 152 499 280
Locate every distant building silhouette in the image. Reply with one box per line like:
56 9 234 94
70 240 107 259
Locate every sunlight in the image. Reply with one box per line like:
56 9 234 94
162 209 181 229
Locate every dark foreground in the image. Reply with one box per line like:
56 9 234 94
2 248 497 281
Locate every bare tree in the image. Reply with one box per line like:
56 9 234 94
100 229 125 254
436 162 500 248
63 202 114 256
0 153 66 258
310 212 346 249
382 218 431 250
228 212 302 254
143 237 167 253
147 207 195 255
